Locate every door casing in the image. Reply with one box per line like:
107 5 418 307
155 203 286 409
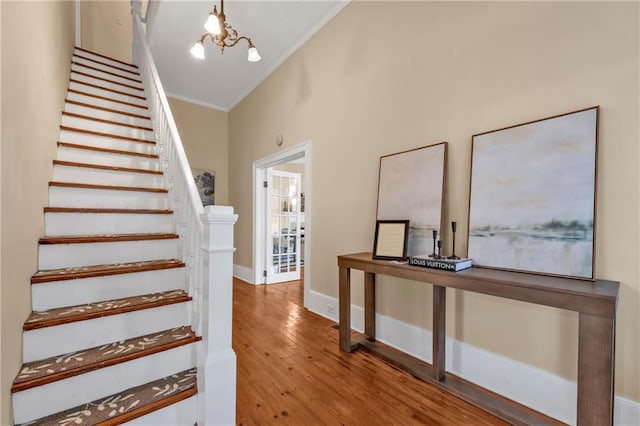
252 140 312 306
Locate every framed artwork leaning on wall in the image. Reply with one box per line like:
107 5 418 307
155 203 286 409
376 142 448 257
467 106 599 279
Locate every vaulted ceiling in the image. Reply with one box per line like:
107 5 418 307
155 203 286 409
147 0 348 111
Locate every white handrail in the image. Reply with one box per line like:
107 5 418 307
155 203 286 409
131 7 238 424
131 12 205 335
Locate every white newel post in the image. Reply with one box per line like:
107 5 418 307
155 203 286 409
198 205 239 426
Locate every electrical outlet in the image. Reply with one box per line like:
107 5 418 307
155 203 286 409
327 304 336 315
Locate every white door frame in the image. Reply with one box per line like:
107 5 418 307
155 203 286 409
252 140 312 306
75 0 81 47
266 168 301 284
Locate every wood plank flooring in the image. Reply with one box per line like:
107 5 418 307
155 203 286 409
233 278 507 425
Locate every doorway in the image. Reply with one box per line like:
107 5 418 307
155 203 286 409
253 141 311 306
266 168 301 284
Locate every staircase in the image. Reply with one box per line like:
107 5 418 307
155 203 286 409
11 47 201 425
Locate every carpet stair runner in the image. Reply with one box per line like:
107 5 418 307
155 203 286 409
18 369 197 426
11 47 200 425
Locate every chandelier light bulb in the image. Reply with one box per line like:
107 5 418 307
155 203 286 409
204 13 221 35
247 46 261 62
190 41 205 59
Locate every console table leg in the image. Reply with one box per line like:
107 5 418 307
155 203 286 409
577 313 615 426
364 272 376 341
339 266 353 352
433 285 446 381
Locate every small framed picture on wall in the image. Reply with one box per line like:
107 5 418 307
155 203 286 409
192 169 215 206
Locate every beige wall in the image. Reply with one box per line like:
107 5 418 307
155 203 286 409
229 1 639 403
168 98 229 205
81 0 132 63
0 1 75 423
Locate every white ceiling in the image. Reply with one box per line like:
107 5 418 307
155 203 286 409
147 0 348 111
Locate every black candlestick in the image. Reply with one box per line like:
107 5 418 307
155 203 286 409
430 229 438 257
436 240 443 259
448 221 460 259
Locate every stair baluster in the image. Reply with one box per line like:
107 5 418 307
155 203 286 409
131 8 238 425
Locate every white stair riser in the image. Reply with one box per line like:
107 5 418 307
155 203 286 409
53 165 164 188
60 129 156 154
38 239 178 270
45 212 174 236
73 54 139 79
67 91 149 117
61 115 154 140
128 396 196 425
64 102 151 128
71 62 143 89
71 72 145 97
49 186 169 210
57 146 160 171
13 343 197 424
32 268 185 311
69 81 147 107
23 302 192 362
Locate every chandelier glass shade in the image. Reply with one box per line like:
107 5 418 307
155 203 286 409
191 0 261 62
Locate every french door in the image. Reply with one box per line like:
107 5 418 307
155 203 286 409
266 169 301 284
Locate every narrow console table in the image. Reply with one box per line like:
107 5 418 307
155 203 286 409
337 252 619 426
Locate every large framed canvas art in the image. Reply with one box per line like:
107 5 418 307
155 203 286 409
467 107 598 279
377 142 447 257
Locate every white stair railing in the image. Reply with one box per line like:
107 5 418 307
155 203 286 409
131 4 238 425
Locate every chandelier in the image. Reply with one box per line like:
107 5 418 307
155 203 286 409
190 0 261 62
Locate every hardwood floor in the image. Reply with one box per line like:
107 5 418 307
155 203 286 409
233 278 507 425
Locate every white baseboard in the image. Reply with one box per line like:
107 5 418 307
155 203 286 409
616 397 640 426
307 290 640 426
233 264 255 285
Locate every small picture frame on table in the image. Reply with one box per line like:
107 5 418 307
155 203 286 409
372 220 410 260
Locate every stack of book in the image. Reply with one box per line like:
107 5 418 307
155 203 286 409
408 254 473 272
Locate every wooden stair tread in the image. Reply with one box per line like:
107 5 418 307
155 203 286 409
75 46 139 69
24 289 191 330
31 259 185 284
57 142 159 159
49 181 167 193
39 233 179 245
62 111 153 131
73 54 141 78
71 69 144 92
15 368 196 426
53 159 163 175
44 207 172 214
60 125 155 144
68 88 148 110
72 61 143 84
12 326 200 392
70 78 147 101
65 99 150 120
